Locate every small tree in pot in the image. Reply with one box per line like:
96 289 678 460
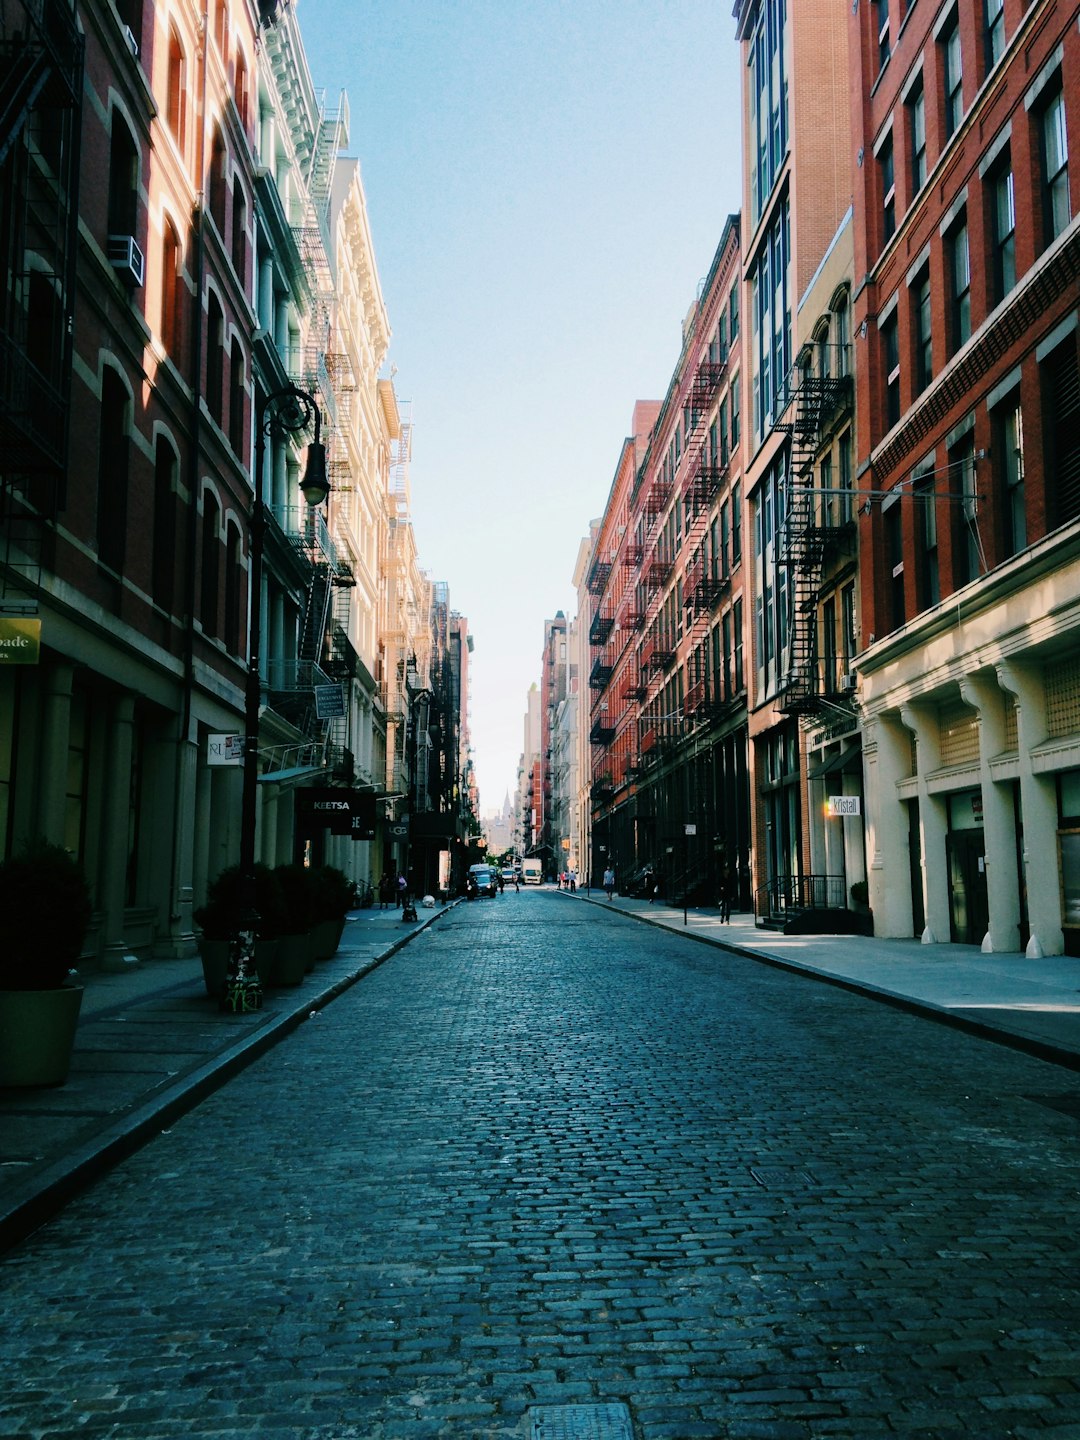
194 863 285 996
308 865 352 959
0 839 92 1086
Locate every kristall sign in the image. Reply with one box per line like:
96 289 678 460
826 795 861 818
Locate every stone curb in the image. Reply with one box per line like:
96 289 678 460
0 904 457 1255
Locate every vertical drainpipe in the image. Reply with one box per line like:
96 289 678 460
169 0 211 936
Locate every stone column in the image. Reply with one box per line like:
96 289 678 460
901 702 949 944
959 671 1020 953
38 662 74 844
863 712 915 938
166 714 200 956
100 693 139 971
997 659 1064 956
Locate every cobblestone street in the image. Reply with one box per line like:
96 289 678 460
3 891 1080 1439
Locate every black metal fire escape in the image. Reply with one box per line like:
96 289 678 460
0 0 84 612
773 368 854 714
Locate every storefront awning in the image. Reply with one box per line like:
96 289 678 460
807 740 861 780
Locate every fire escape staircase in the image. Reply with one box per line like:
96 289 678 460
772 371 854 715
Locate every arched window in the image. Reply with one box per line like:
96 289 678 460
214 0 228 61
206 292 224 425
160 216 182 357
167 25 186 150
107 113 139 240
200 491 220 637
208 125 227 235
235 50 250 131
228 337 245 454
153 436 177 611
97 369 130 574
224 521 242 654
230 176 246 278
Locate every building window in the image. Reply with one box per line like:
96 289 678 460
750 197 791 442
947 218 971 355
838 429 853 523
879 133 896 243
908 80 927 194
754 455 788 699
235 51 250 131
950 430 980 588
748 0 789 224
882 310 900 430
912 269 932 395
730 283 739 341
200 492 220 637
841 582 856 670
884 497 905 630
166 25 186 150
107 114 139 244
942 19 963 142
228 337 245 454
915 474 940 609
152 437 176 611
206 293 224 426
990 163 1016 302
984 0 1005 71
995 400 1026 557
834 294 850 377
160 217 182 357
208 126 227 236
1041 88 1071 246
730 373 741 450
97 369 129 574
733 596 744 692
732 478 742 565
231 177 246 279
875 0 890 71
1041 338 1080 529
224 522 242 655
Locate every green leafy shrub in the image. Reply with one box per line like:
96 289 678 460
195 863 285 941
0 839 92 989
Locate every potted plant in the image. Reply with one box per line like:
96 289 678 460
0 838 92 1086
308 865 352 959
194 864 284 997
274 863 320 980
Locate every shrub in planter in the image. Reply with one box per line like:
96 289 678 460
194 863 284 994
0 838 92 1086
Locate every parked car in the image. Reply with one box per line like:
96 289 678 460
469 865 498 898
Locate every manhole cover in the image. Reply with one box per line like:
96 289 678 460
527 1403 634 1440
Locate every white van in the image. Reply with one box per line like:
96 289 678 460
521 858 543 885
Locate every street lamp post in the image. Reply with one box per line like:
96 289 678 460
223 384 329 1014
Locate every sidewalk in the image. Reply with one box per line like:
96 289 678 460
0 902 453 1253
571 887 1080 1069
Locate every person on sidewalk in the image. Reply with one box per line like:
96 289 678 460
603 865 615 900
718 861 733 923
379 872 394 911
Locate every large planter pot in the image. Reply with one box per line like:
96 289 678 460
0 985 84 1087
274 933 309 986
310 917 346 961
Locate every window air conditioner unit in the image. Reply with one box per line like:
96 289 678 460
122 24 139 57
839 673 857 692
108 234 145 287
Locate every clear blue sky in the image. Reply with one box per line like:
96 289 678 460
296 0 744 812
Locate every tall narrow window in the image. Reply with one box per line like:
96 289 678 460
730 374 741 450
107 115 139 242
951 431 980 587
834 295 850 377
731 478 742 565
733 597 744 692
235 51 250 132
908 81 927 193
991 164 1016 301
730 284 739 341
942 20 963 141
152 437 176 611
231 177 246 279
1042 88 1071 246
841 583 857 671
879 133 896 243
875 0 890 70
1042 338 1080 527
160 216 181 356
913 270 932 395
201 492 220 637
884 498 905 630
228 338 245 454
206 293 224 425
97 369 130 574
224 522 242 655
166 25 186 150
882 310 900 429
984 0 1005 70
838 429 853 523
915 475 940 608
998 401 1026 556
208 127 227 236
948 219 970 355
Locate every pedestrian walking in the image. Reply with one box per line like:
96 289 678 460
568 869 576 893
644 866 655 902
378 871 394 911
397 872 407 908
718 861 733 923
603 865 615 900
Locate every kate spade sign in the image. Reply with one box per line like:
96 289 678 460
0 618 41 664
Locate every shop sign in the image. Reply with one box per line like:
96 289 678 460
826 795 861 817
0 617 41 664
315 684 346 718
296 786 376 837
208 733 243 765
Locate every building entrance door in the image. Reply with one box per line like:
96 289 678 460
947 828 988 945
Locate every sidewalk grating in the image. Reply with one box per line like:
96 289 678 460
526 1403 634 1440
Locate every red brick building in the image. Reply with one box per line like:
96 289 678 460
851 0 1080 954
